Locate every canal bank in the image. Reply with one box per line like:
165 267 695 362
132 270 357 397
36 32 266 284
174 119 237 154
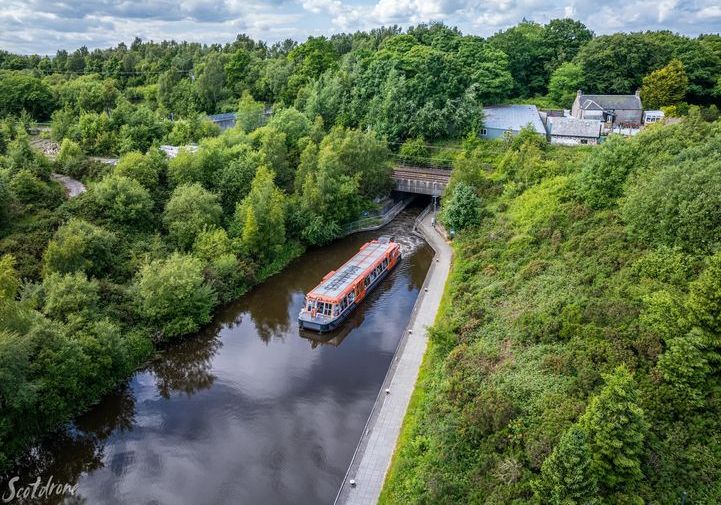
9 206 433 505
335 208 452 505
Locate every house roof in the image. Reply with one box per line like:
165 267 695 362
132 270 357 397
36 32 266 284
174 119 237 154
483 104 546 135
548 117 601 138
579 94 641 111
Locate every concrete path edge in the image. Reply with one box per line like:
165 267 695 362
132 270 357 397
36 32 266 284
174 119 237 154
334 206 453 505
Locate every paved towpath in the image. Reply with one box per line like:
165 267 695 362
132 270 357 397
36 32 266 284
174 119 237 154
50 173 86 198
336 208 452 505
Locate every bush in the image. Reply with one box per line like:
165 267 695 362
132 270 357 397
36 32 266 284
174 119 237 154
163 183 222 250
42 271 100 322
134 252 216 339
113 149 165 192
622 158 721 252
575 135 635 209
441 182 483 232
80 174 154 230
56 139 87 179
43 219 116 278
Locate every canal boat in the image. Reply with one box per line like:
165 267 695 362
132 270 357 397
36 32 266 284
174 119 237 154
299 236 401 332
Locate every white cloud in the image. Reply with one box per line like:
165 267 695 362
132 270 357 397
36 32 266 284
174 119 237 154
0 0 719 54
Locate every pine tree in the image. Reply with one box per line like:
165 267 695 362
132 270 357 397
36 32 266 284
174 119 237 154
580 366 648 499
534 425 599 505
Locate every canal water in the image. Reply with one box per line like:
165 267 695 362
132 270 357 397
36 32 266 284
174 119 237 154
10 204 433 505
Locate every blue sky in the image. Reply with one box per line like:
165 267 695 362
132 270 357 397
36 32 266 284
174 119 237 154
1 0 720 54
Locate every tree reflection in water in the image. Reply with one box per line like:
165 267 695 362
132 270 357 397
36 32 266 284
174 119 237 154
150 329 222 398
3 384 136 505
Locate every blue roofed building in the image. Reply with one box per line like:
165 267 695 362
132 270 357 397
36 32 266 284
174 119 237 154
479 104 546 139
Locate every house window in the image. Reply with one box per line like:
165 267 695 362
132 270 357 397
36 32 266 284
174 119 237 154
580 139 588 144
480 128 488 136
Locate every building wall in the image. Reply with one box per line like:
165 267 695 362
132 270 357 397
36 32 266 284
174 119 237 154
550 135 598 146
480 127 513 139
613 109 643 125
571 95 581 118
579 109 604 120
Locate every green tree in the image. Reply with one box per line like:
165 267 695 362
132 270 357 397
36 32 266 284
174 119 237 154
441 182 483 232
135 252 216 339
231 165 286 262
0 254 19 301
455 38 514 103
214 144 261 215
533 425 599 505
488 21 549 96
194 52 227 113
656 330 711 411
113 148 164 192
56 139 87 179
548 62 585 107
640 59 688 109
251 127 291 190
580 366 647 499
236 91 265 132
42 271 100 323
163 183 222 250
192 226 234 261
687 252 721 336
399 137 430 164
81 175 154 230
10 170 64 209
167 147 203 187
43 219 116 278
575 33 663 94
0 71 55 119
576 135 635 209
0 169 10 230
622 157 721 252
267 107 311 148
542 18 594 70
225 48 257 94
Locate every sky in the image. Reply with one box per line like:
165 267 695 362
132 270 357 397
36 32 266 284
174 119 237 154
1 0 720 55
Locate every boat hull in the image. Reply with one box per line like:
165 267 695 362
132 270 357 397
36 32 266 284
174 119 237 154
299 256 398 333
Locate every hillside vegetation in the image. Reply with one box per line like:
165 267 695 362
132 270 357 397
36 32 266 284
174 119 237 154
382 116 721 505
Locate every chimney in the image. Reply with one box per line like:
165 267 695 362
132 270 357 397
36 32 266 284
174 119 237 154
577 89 582 97
635 89 641 97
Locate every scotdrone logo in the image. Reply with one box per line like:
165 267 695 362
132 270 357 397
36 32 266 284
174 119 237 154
2 476 79 503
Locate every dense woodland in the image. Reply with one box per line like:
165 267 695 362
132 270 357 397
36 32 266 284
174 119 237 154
1 18 721 503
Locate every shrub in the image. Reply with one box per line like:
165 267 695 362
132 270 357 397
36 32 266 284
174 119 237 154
622 158 721 252
163 183 222 250
134 252 216 339
43 219 116 278
441 182 483 232
575 135 635 209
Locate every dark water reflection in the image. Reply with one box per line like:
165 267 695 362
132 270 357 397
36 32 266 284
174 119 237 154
7 204 433 505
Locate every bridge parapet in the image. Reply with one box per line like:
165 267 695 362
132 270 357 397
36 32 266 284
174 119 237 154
392 166 450 196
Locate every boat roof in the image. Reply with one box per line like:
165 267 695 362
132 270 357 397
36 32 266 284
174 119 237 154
308 239 397 302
